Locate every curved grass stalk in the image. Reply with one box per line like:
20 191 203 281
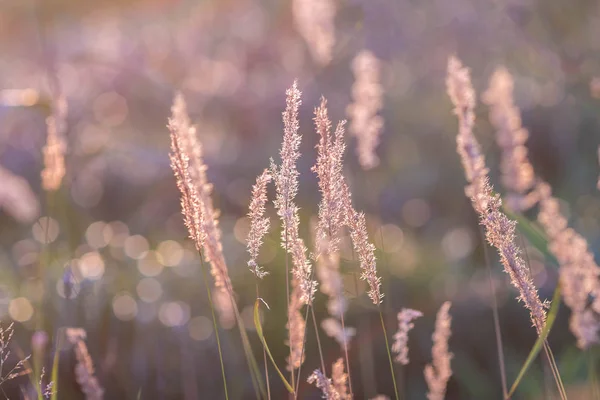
254 299 294 394
200 259 229 400
230 297 265 399
505 285 562 399
379 309 399 400
255 284 271 400
50 334 62 400
480 227 508 397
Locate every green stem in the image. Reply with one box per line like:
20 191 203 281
200 258 229 400
230 295 266 399
379 309 399 400
256 284 271 400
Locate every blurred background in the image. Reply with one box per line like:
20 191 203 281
1 0 600 398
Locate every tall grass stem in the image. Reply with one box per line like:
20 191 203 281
200 256 229 400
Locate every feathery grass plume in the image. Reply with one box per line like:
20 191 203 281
346 50 384 170
292 0 336 65
168 100 206 253
321 318 356 348
446 56 547 333
392 308 423 365
424 302 453 400
342 192 383 305
65 328 103 400
312 98 347 258
482 67 538 212
271 81 316 304
41 96 67 192
168 93 233 294
0 166 40 223
482 67 600 347
247 169 272 278
212 288 236 329
307 369 340 400
331 358 350 400
0 323 31 387
316 97 382 304
286 280 306 371
315 249 347 319
311 100 348 313
537 182 600 348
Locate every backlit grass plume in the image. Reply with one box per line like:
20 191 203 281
292 0 336 65
482 67 537 212
484 67 600 348
446 56 547 333
347 50 384 170
424 302 453 400
392 308 423 365
307 368 341 400
287 280 306 371
247 169 272 279
271 80 316 304
168 93 232 294
41 96 67 192
66 328 104 400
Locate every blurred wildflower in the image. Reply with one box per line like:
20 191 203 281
65 328 104 400
0 166 40 223
212 288 235 329
331 358 350 400
424 302 453 400
447 56 546 333
483 67 537 211
591 77 600 99
347 50 384 170
307 368 340 400
247 169 272 278
321 318 356 348
0 88 39 107
41 96 67 192
537 182 600 348
272 81 316 304
293 0 336 65
392 308 423 365
316 249 346 318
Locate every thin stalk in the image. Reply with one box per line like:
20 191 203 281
230 297 265 399
378 225 402 398
589 348 600 400
293 303 310 399
519 235 566 400
542 341 567 400
339 309 353 397
199 257 229 400
379 308 399 400
284 212 295 394
479 227 508 397
256 284 271 400
325 219 354 396
310 306 327 374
